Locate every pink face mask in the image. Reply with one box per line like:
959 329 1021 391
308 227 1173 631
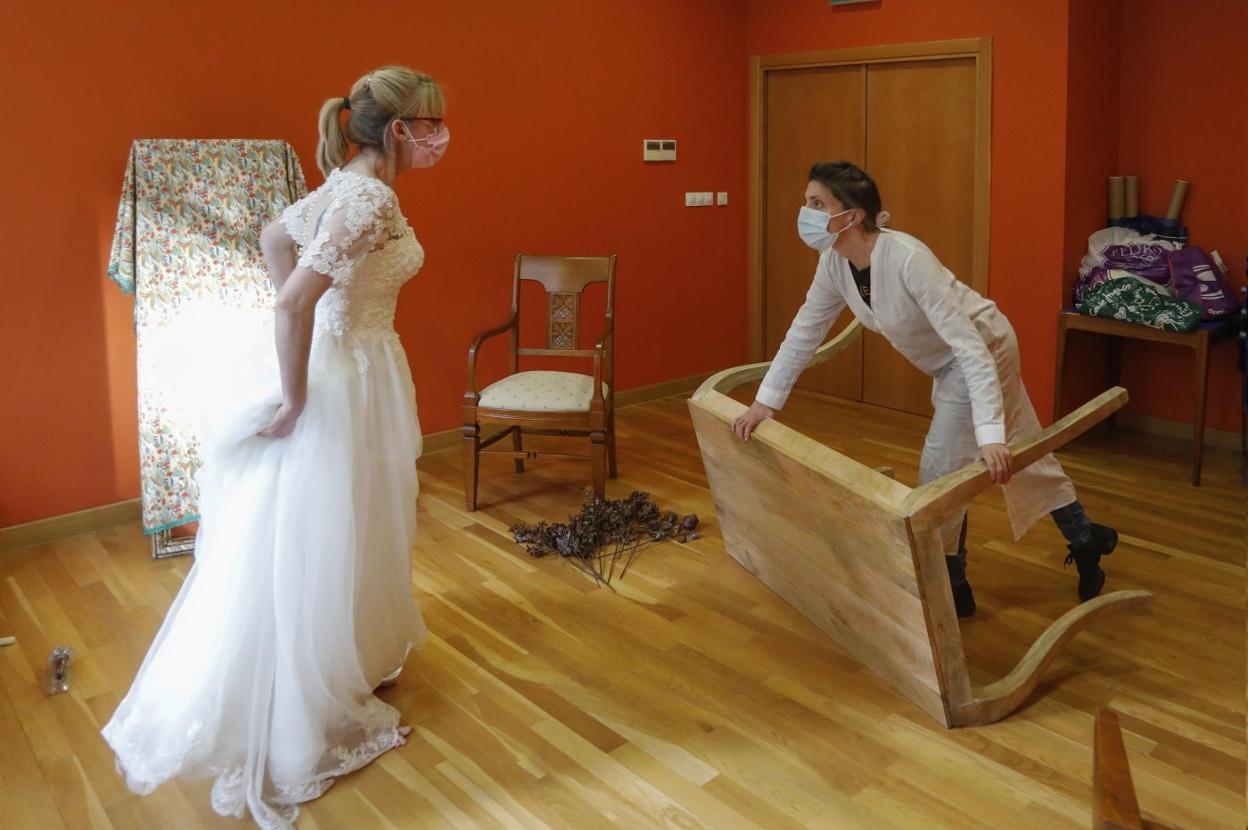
401 123 450 168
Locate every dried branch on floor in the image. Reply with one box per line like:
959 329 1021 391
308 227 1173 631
509 490 699 587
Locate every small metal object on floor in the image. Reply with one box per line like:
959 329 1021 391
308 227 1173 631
151 527 196 559
42 645 75 695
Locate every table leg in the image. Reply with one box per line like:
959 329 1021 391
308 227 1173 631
1054 317 1068 423
1106 336 1122 429
1192 335 1210 486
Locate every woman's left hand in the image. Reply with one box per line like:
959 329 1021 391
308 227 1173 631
257 401 304 439
979 442 1013 485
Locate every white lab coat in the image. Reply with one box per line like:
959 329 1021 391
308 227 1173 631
757 230 1076 549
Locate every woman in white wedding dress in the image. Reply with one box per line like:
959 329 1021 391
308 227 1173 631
102 65 450 830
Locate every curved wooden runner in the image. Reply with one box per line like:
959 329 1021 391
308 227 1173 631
689 321 1152 727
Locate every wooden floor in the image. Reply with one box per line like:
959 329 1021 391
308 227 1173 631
1 387 1244 829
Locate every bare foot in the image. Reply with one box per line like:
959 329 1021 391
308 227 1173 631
396 725 412 747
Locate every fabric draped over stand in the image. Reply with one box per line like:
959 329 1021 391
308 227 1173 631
107 139 308 535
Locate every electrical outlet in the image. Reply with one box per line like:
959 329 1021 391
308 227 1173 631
645 139 677 163
716 192 728 205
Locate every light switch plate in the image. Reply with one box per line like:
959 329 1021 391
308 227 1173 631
716 192 728 205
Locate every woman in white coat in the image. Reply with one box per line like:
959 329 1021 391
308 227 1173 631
732 161 1118 616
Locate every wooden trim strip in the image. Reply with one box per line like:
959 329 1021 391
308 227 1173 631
748 53 765 362
758 38 986 70
1 499 141 553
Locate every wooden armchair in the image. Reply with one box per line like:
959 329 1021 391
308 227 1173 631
688 320 1153 727
462 254 618 511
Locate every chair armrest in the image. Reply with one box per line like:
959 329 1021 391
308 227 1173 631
591 321 614 402
466 312 518 399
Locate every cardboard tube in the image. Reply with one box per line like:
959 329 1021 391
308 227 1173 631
1165 179 1189 220
1107 176 1126 220
1124 176 1138 218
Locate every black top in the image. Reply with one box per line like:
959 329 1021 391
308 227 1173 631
849 260 871 307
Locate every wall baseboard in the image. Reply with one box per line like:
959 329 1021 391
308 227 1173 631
3 372 717 551
1 499 142 553
1115 412 1243 452
21 374 1226 551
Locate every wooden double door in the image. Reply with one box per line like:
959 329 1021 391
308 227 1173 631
756 41 990 417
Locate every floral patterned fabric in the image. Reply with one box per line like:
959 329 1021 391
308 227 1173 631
107 139 308 534
479 370 610 412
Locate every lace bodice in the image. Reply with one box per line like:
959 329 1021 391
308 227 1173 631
279 168 424 344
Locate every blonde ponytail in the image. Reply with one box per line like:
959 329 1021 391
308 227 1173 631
316 97 350 177
315 66 446 177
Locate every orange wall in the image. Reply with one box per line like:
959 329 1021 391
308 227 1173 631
1063 0 1122 297
746 0 1075 426
0 1 750 527
1112 0 1247 431
749 0 1246 434
5 2 1243 528
1060 0 1123 410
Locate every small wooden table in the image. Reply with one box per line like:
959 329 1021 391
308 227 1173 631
1054 309 1239 486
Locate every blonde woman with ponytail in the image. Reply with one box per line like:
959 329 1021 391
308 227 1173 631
103 66 449 830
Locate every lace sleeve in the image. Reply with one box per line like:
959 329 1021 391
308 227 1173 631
278 195 309 244
296 186 394 283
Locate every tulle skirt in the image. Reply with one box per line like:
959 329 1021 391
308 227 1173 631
103 310 426 830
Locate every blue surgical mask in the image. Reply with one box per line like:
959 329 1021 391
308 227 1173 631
797 206 855 250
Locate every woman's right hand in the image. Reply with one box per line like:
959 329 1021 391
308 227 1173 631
257 400 304 439
731 401 775 442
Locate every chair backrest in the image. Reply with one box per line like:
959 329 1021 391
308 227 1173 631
513 254 616 354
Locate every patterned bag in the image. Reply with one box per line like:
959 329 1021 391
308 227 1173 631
1076 279 1202 332
1166 246 1239 320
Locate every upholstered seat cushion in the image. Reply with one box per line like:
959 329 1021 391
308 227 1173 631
478 371 609 413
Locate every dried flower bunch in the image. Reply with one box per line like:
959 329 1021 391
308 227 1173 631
510 490 700 586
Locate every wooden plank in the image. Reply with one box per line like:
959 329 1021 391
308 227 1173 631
695 320 863 399
904 387 1128 533
688 395 946 724
1094 709 1145 830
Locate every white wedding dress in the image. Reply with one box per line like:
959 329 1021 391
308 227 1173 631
103 169 428 829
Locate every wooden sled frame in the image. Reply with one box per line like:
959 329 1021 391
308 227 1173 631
688 320 1152 727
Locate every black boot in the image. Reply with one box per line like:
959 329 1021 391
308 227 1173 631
946 515 975 618
1063 523 1118 602
946 557 976 618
